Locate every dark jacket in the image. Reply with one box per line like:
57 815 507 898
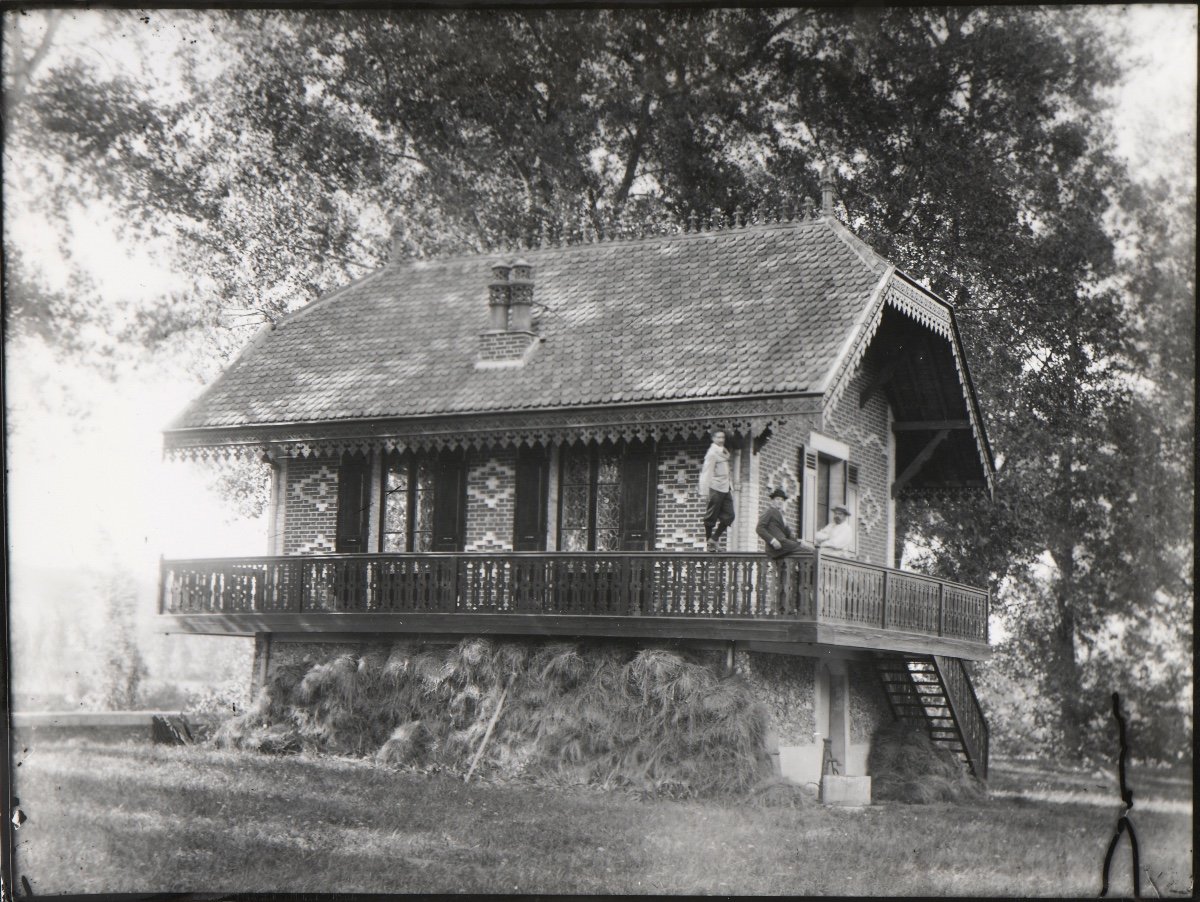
756 506 808 559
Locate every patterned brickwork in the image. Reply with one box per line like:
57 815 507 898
654 440 708 551
756 414 821 542
283 457 338 555
824 355 892 564
464 450 517 551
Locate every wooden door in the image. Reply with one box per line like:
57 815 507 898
335 454 372 553
430 453 467 552
619 448 657 551
513 447 549 551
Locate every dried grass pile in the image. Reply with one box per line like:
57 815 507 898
867 720 986 803
214 639 771 798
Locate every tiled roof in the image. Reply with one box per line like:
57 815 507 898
170 217 890 430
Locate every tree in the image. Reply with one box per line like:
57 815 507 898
84 568 149 710
8 7 1187 757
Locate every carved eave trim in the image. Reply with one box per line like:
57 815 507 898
162 396 820 462
822 271 994 498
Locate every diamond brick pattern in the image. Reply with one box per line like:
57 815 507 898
171 218 888 430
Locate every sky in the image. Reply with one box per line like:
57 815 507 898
3 5 1197 588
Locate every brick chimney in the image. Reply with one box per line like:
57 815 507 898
476 258 540 369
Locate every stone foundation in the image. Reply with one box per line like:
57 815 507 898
251 636 892 791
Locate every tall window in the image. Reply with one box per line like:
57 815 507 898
816 453 847 530
380 452 465 552
558 441 655 551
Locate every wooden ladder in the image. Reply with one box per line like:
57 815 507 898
873 653 988 779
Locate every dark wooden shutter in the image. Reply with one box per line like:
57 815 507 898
513 446 550 551
335 453 372 553
431 452 467 551
619 446 657 551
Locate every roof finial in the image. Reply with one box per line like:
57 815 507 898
687 210 697 233
802 196 817 219
820 163 836 216
734 205 744 228
389 215 405 264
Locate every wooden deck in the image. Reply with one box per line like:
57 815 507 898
159 551 990 659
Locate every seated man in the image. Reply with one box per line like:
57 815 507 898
756 487 812 613
815 503 854 557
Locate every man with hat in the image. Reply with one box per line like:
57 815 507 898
756 487 811 559
756 487 813 614
815 503 854 557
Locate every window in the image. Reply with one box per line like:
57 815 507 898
799 435 853 547
816 453 847 530
558 441 656 551
380 451 466 552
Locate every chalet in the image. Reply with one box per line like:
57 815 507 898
161 183 994 789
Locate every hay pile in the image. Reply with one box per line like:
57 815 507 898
867 720 986 803
214 639 771 798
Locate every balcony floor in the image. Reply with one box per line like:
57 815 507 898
160 610 990 660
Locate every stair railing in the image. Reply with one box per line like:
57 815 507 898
932 654 989 779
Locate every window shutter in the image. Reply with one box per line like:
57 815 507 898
847 461 859 557
800 447 818 543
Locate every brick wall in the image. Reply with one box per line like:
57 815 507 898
824 356 892 565
477 331 538 363
283 455 338 555
464 449 517 552
755 413 821 541
655 439 707 551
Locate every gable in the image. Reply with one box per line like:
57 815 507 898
823 272 995 495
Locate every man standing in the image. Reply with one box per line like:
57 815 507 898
698 429 735 552
815 504 854 557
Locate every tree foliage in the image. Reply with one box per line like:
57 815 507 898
7 7 1192 758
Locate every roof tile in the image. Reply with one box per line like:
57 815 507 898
172 218 887 429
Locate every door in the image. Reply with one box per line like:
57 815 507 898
619 448 657 551
513 447 550 551
430 453 467 552
335 453 372 553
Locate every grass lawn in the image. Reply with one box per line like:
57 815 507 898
11 738 1193 896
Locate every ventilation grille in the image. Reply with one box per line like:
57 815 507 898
848 464 859 484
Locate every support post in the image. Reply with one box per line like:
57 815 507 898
881 568 889 630
252 633 272 698
937 582 945 637
825 660 850 775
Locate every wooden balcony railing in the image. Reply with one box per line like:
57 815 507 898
160 551 989 648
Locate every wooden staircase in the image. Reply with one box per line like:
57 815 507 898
874 653 989 779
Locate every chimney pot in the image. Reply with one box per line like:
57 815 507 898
508 259 534 332
488 262 512 331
